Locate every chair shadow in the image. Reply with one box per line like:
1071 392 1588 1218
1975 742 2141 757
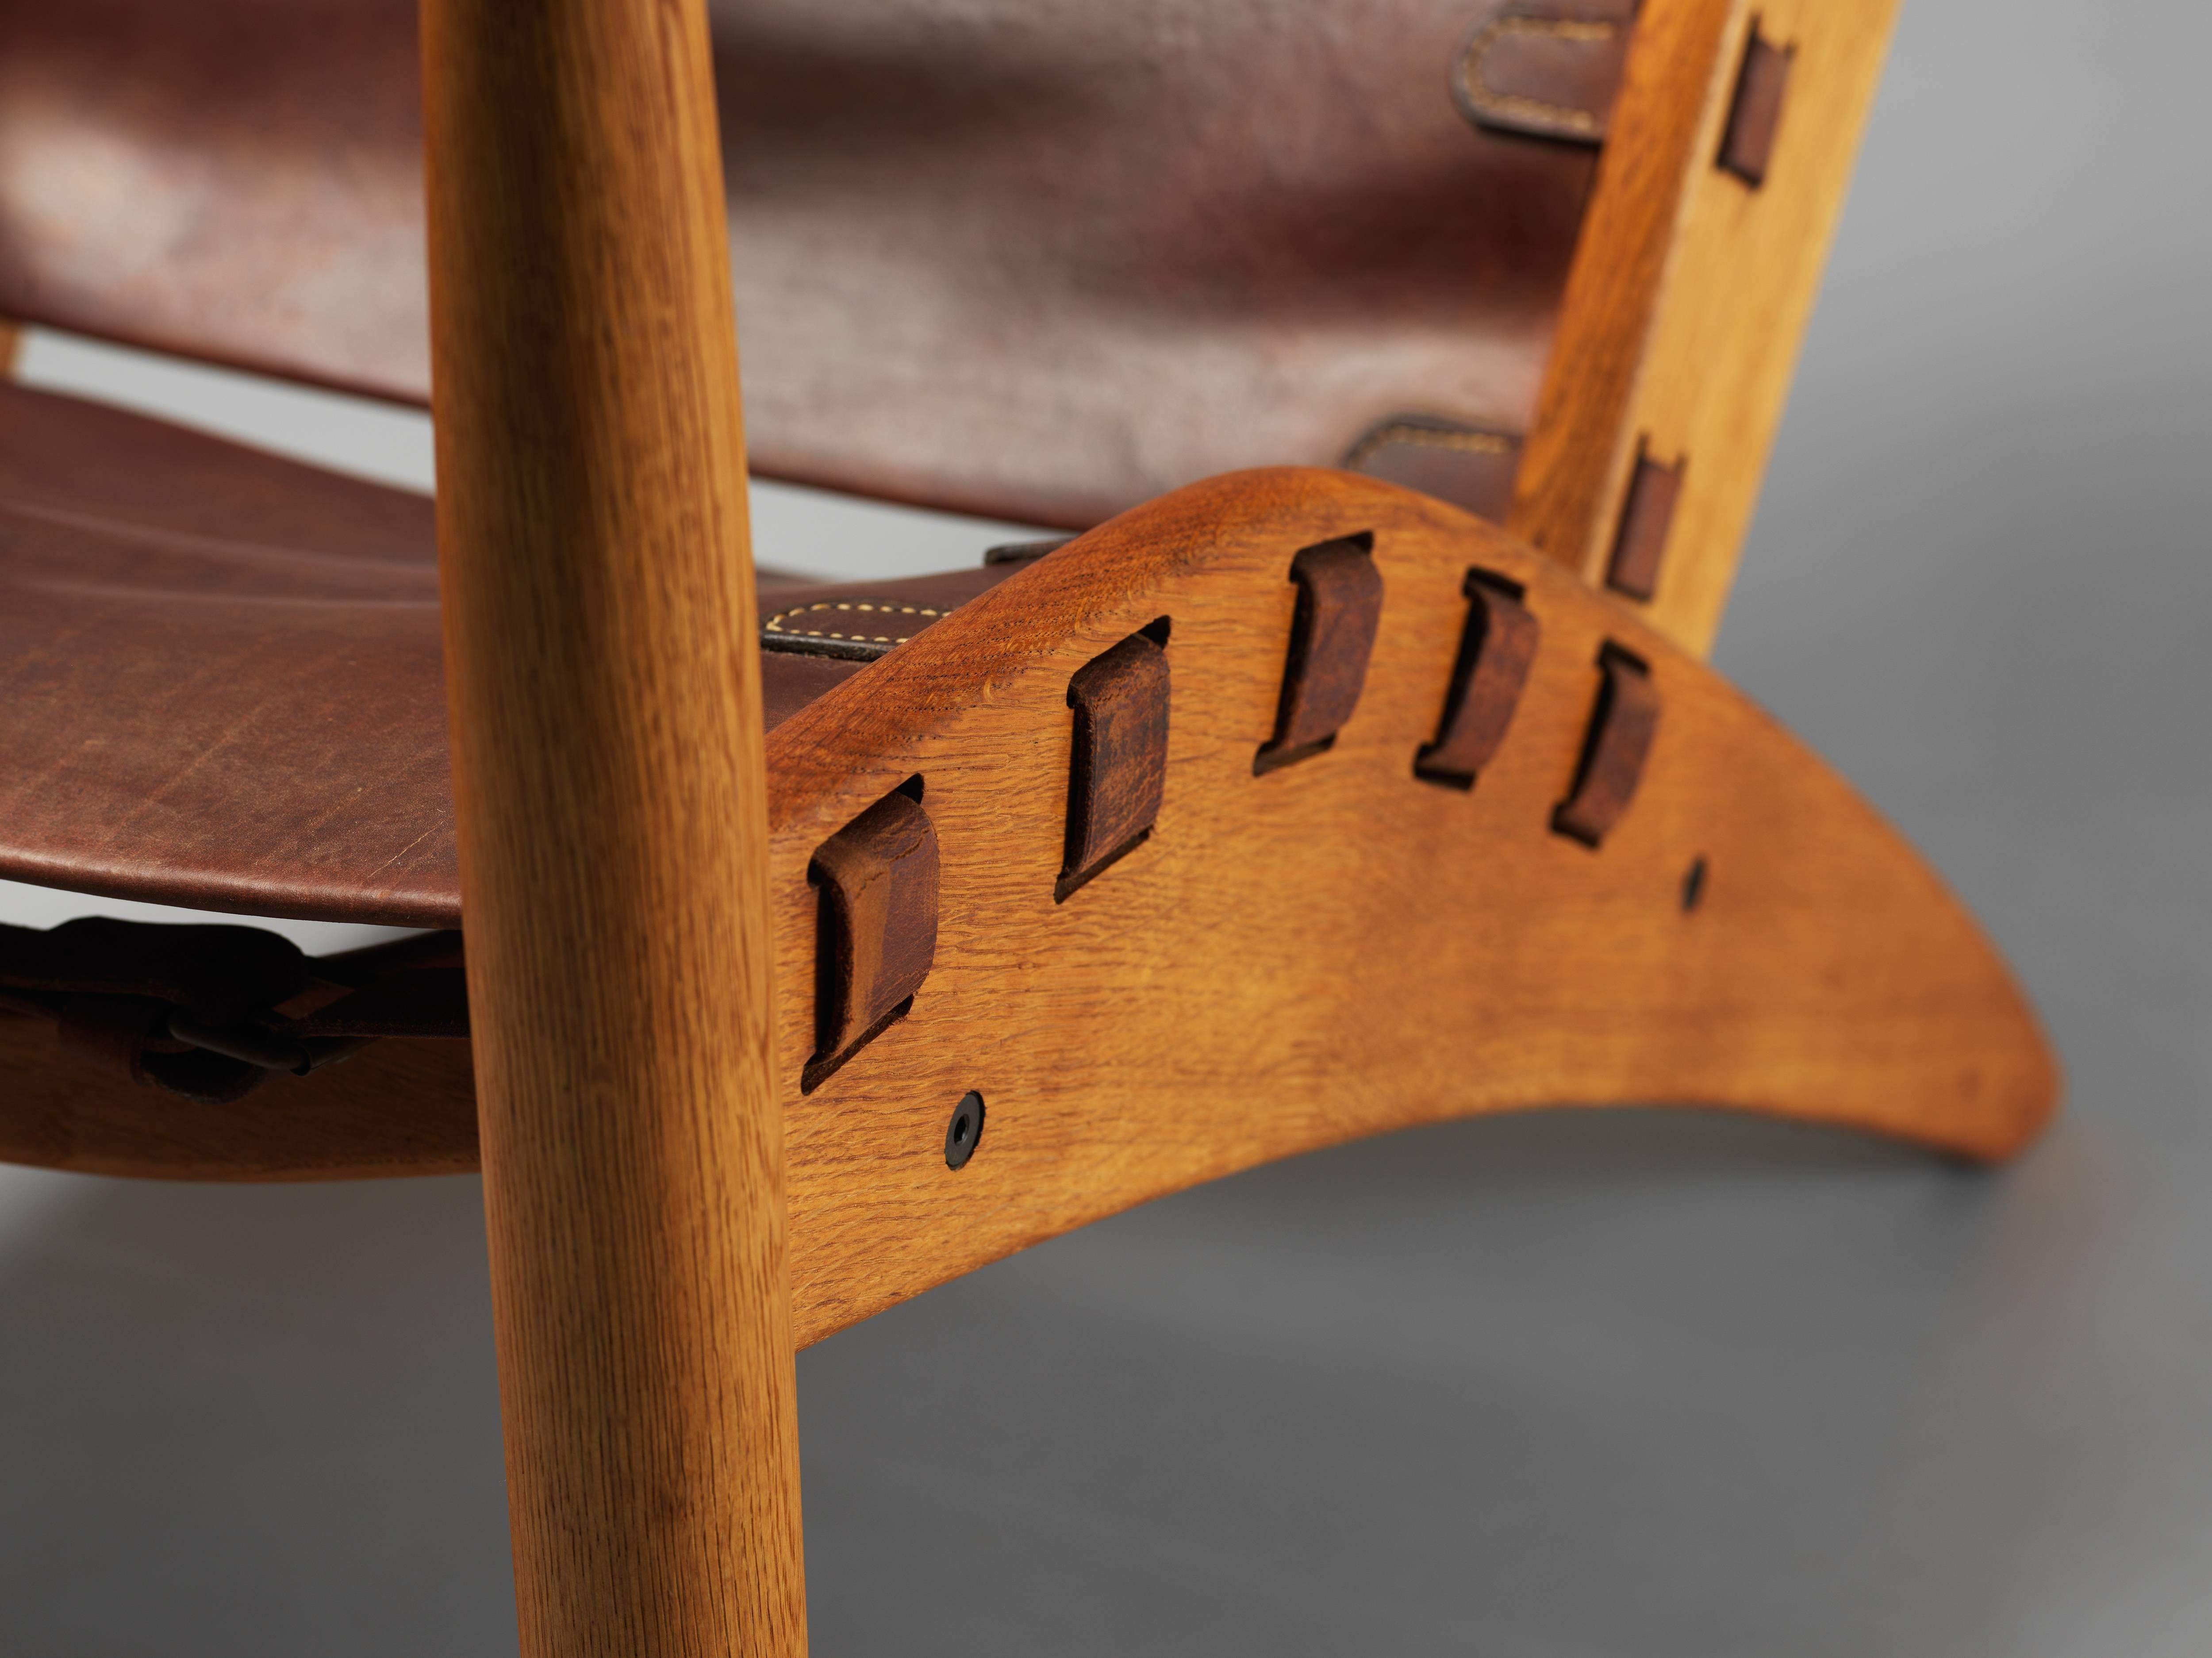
0 1100 2025 1657
798 1105 2040 1658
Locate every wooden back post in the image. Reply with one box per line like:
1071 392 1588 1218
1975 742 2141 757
1512 0 1903 656
419 2 806 1654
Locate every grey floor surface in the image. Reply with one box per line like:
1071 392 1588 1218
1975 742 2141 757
3 0 2209 1652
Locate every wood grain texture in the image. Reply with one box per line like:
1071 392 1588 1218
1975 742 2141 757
0 1020 477 1180
419 0 804 1654
1506 0 1736 580
760 469 2054 1346
1511 0 1902 656
1617 0 1903 653
0 472 2057 1350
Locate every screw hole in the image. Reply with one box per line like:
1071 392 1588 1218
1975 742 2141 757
944 1090 986 1170
1681 856 1708 913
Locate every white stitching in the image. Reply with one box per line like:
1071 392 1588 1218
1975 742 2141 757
1344 422 1517 472
1456 17 1617 139
762 599 945 646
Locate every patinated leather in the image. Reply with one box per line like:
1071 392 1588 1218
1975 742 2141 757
1452 0 1637 144
0 0 1613 529
0 384 1018 925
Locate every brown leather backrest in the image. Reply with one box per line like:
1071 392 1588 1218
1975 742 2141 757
0 0 1628 529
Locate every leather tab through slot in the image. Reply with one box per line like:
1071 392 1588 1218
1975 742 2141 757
1605 445 1683 602
1416 570 1541 790
1344 417 1524 522
1553 643 1659 847
1718 24 1794 187
1255 535 1384 775
1059 624 1171 903
1453 3 1638 146
804 783 939 1092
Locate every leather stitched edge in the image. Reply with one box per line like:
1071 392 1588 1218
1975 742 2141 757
1343 420 1517 472
762 599 946 648
1453 16 1619 142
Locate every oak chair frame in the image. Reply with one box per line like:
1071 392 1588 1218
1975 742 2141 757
0 0 2053 1651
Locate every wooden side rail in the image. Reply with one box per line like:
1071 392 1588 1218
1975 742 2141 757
1512 0 1904 656
419 1 804 1654
0 471 2057 1350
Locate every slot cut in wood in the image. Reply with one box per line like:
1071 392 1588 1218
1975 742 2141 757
1718 23 1794 188
1059 621 1171 903
804 779 938 1092
1415 569 1541 790
1552 643 1659 847
1254 535 1383 775
1605 444 1684 602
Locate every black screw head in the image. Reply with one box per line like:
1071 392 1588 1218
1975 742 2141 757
944 1090 986 1170
1681 855 1709 913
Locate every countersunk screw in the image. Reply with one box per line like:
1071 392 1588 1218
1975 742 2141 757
945 1090 986 1170
1681 855 1709 914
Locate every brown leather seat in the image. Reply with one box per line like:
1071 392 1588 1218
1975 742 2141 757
0 382 1017 925
0 0 1636 927
0 0 1621 528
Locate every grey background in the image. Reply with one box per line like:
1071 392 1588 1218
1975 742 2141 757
3 0 2208 1651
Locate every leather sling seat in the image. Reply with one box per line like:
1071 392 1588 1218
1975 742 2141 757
0 380 1015 929
0 0 1640 928
0 0 1627 530
0 0 1705 1117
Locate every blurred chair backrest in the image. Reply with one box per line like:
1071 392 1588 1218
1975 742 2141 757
0 0 1619 529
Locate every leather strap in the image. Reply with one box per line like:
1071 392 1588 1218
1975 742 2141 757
1452 1 1639 144
0 920 466 1101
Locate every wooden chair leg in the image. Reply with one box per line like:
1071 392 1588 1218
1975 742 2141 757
420 2 806 1654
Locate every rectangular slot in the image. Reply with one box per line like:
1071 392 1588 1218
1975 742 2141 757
1059 622 1171 903
803 779 939 1093
1416 569 1540 790
1718 23 1794 187
1605 444 1683 603
1254 534 1383 775
1552 643 1659 848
